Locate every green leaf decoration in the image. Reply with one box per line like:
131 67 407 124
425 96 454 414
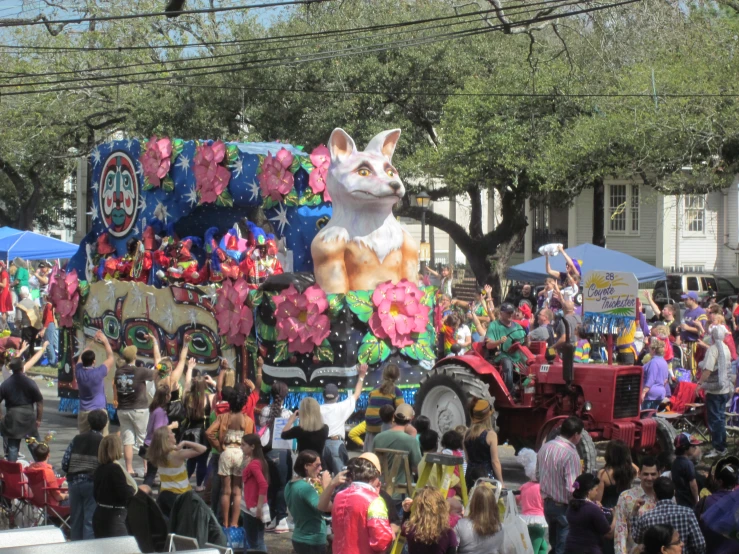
283 188 299 207
400 343 422 361
172 138 184 158
262 196 278 210
289 156 301 174
345 290 374 323
257 319 278 341
256 154 266 174
301 159 315 173
419 343 436 361
314 340 334 363
296 145 305 151
142 180 155 191
358 333 391 365
421 286 437 308
162 176 175 193
299 188 323 206
226 144 240 165
326 293 345 319
245 335 258 355
216 189 234 207
417 331 433 347
248 289 263 307
273 340 289 363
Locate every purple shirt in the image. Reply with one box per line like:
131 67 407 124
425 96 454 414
643 356 669 401
75 363 108 411
145 407 169 445
565 500 611 554
681 307 707 343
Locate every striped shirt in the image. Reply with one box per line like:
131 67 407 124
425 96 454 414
536 436 580 505
364 386 404 433
159 458 192 495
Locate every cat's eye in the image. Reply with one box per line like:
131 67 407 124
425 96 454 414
386 169 395 177
357 168 371 177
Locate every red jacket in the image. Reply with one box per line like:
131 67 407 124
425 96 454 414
332 482 394 554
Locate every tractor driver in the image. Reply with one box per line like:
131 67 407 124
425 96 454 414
485 302 529 393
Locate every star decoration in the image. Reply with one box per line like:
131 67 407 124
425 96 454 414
138 195 147 214
91 148 101 166
162 305 175 331
129 283 145 308
184 186 198 207
86 298 101 318
154 200 171 224
187 309 199 329
146 292 157 313
136 160 144 177
91 207 99 223
220 347 236 370
176 154 191 175
91 180 99 194
232 158 244 178
269 203 290 235
247 179 260 202
126 138 135 150
105 280 117 303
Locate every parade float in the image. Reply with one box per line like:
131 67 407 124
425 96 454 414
54 128 436 413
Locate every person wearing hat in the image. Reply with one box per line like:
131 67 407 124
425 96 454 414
14 285 41 359
372 403 422 493
319 363 368 475
463 398 503 491
113 344 154 476
697 324 733 459
631 477 705 554
671 432 702 508
484 301 527 392
34 262 50 302
680 291 708 373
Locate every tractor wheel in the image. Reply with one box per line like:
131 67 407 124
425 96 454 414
415 365 495 435
653 417 677 458
545 425 598 475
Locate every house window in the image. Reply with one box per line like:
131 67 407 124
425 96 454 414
608 183 640 235
684 195 705 233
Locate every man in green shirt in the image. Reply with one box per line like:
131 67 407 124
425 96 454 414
284 451 330 551
485 302 528 393
372 404 422 492
10 258 29 297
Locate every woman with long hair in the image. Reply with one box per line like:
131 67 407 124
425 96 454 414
241 434 271 551
285 449 332 554
147 426 207 517
264 380 293 533
564 473 614 554
597 440 637 554
183 374 210 491
141 384 178 486
463 398 503 491
205 383 255 528
281 397 329 463
455 484 504 553
642 524 683 554
401 486 458 554
92 435 136 538
363 363 403 452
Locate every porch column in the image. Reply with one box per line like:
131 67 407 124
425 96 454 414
567 203 577 248
448 195 457 267
524 197 533 261
73 156 88 244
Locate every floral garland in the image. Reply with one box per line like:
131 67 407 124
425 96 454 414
194 140 234 206
214 277 253 345
257 144 332 210
48 266 80 328
140 136 184 192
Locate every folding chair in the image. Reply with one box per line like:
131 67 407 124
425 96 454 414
657 381 710 442
168 533 200 551
24 468 71 533
0 459 32 528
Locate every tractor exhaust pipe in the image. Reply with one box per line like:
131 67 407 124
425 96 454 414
557 312 575 386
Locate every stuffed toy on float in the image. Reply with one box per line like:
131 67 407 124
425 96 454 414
53 129 436 414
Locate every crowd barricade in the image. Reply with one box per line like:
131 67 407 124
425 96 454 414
0 525 65 548
0 535 141 553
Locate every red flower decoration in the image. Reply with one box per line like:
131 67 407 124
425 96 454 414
308 144 331 201
215 277 254 345
369 279 428 348
48 266 79 328
273 284 330 354
258 148 295 202
194 140 232 204
140 136 172 188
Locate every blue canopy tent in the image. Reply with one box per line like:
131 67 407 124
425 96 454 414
506 243 666 284
0 231 78 261
0 227 21 239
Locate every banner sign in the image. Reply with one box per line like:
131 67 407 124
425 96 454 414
582 270 638 333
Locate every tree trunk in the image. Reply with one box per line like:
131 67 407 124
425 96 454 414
592 176 606 247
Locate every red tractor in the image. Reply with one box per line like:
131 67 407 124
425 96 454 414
414 340 676 472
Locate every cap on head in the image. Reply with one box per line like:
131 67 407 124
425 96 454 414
323 383 339 400
681 291 700 302
471 398 493 423
122 345 137 363
674 432 701 449
359 452 382 473
519 304 532 319
500 303 515 314
394 403 415 423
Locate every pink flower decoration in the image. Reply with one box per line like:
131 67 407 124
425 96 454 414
273 284 330 354
215 277 254 345
309 145 331 201
140 136 173 187
258 148 295 202
194 140 232 204
369 279 429 348
48 266 79 328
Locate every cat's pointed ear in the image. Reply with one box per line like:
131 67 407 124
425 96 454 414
328 128 357 163
366 129 401 161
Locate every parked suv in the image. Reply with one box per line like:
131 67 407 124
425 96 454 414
652 273 738 307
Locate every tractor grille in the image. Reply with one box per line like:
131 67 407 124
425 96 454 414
613 374 641 419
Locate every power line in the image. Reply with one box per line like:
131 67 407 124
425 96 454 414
0 2 575 84
0 0 642 96
0 0 330 28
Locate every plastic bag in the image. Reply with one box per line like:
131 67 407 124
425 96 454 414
502 490 535 554
538 243 562 257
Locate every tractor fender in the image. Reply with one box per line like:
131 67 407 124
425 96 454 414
433 353 515 406
536 416 572 449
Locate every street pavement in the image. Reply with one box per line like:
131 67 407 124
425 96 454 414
31 380 530 553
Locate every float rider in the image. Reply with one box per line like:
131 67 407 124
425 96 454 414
485 302 528 393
